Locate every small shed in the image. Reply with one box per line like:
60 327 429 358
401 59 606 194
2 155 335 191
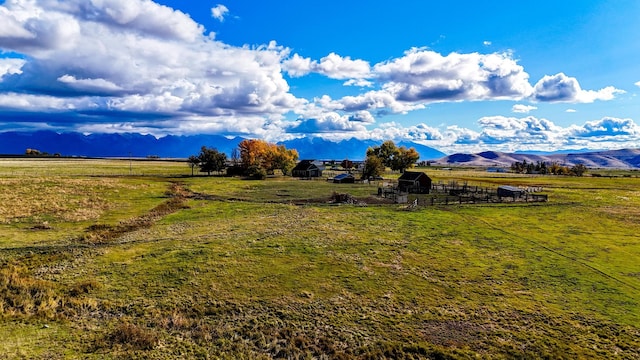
398 171 432 194
497 185 526 199
292 160 323 178
333 173 355 184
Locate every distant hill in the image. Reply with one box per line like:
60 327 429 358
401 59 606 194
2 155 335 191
435 149 640 169
0 131 445 161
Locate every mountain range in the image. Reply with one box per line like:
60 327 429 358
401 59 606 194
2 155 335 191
0 131 445 161
2 131 639 168
435 149 640 169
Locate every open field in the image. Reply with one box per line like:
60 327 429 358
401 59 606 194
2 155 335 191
1 158 639 359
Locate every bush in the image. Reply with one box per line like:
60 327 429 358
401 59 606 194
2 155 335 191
246 165 267 180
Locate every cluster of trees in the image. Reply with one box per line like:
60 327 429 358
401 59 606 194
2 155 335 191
188 139 419 180
188 147 227 176
236 139 299 179
188 139 298 179
363 140 420 179
510 160 587 176
25 148 62 157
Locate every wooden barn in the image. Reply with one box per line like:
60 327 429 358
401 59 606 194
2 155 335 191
292 160 323 178
333 173 355 184
398 171 432 194
497 185 526 199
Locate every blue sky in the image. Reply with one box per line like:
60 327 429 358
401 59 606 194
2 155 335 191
0 0 639 153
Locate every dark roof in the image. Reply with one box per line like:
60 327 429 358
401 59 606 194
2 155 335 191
498 185 524 192
292 160 317 171
398 171 430 181
334 173 354 180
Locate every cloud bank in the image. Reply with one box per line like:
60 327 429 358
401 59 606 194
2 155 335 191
0 0 631 153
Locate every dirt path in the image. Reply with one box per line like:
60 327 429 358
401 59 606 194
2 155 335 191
79 181 191 244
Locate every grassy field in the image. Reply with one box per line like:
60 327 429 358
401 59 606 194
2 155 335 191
0 158 639 359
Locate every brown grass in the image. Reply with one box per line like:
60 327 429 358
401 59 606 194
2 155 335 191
0 178 145 224
0 265 61 318
103 322 159 351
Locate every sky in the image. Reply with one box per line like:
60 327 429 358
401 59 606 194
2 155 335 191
0 0 639 154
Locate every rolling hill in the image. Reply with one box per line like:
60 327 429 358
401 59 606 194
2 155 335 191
435 149 640 168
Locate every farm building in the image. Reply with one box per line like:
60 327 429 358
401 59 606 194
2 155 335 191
398 171 432 194
497 185 526 199
333 173 355 183
292 160 323 178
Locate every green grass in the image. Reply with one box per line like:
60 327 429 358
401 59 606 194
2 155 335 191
1 159 639 358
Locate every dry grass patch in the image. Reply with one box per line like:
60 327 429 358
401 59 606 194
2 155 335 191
0 177 146 224
101 321 159 351
0 265 62 318
0 264 105 320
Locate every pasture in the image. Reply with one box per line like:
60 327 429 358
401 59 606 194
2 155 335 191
0 158 639 359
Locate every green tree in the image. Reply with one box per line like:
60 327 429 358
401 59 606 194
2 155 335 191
246 164 267 180
187 155 200 176
366 140 397 168
197 146 227 176
537 161 548 174
549 162 570 175
271 145 299 175
367 140 420 172
391 146 420 173
362 155 384 179
571 163 587 177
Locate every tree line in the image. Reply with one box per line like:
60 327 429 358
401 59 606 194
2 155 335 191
510 160 587 176
188 139 421 180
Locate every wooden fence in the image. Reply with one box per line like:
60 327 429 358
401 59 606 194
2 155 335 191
378 180 547 205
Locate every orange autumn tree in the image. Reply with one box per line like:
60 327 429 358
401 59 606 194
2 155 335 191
237 139 299 178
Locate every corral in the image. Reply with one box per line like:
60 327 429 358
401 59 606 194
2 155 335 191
379 177 548 205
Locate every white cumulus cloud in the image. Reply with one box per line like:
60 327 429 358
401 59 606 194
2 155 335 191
281 54 313 77
532 73 624 103
343 79 373 87
512 104 537 113
0 58 25 80
283 52 371 80
211 4 229 22
58 74 123 93
373 49 534 103
569 117 640 138
288 112 370 134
